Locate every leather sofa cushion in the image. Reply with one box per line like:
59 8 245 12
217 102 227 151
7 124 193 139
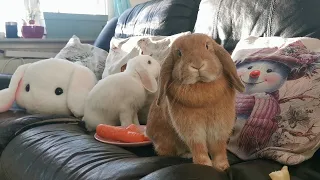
194 0 320 51
1 118 320 180
115 0 201 38
0 123 195 180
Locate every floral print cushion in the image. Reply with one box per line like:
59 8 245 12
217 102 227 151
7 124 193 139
227 36 320 165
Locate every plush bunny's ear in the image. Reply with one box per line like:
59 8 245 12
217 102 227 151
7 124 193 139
0 63 30 112
67 65 97 117
136 65 158 93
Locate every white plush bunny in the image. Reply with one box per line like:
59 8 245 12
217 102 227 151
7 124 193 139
83 55 160 131
0 58 97 117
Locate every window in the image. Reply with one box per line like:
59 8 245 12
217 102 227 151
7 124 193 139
40 0 108 15
0 0 108 36
0 0 25 34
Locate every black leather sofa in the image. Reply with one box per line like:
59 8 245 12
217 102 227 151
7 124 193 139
1 0 320 179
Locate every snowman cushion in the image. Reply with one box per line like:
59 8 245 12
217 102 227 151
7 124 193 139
227 36 320 165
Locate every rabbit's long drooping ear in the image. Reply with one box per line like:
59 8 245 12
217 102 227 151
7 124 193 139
136 65 158 93
156 52 174 106
67 65 97 118
0 63 30 112
212 40 245 93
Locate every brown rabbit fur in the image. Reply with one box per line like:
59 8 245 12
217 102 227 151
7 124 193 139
146 33 245 171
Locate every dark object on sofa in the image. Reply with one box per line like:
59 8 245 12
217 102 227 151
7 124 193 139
1 0 320 179
0 74 11 90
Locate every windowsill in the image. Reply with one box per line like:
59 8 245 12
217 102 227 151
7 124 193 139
0 37 95 59
0 38 95 43
0 37 95 56
0 38 95 50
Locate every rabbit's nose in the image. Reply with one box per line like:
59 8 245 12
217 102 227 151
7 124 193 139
190 63 205 71
250 70 260 78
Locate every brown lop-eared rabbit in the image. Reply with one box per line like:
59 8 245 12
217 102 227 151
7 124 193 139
146 33 245 171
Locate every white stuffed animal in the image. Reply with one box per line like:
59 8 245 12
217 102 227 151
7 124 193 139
0 58 97 117
83 55 160 131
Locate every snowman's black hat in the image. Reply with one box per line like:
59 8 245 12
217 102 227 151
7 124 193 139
235 40 320 80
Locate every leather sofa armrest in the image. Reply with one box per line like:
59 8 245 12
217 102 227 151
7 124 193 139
0 111 79 155
0 74 11 90
94 17 118 52
141 164 229 180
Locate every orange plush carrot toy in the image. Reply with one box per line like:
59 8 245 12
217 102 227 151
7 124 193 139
96 124 149 143
125 124 142 133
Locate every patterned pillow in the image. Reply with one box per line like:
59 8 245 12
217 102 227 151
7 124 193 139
227 36 320 165
102 31 191 78
55 35 109 80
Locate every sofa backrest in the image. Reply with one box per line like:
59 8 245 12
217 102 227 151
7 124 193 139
194 0 320 51
115 0 320 51
114 0 201 38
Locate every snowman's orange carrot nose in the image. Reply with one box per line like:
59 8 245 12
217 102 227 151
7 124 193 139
250 70 260 78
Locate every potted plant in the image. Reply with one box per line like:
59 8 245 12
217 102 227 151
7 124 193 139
27 9 38 25
22 0 44 38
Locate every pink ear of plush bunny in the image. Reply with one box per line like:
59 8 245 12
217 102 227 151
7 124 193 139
0 63 30 113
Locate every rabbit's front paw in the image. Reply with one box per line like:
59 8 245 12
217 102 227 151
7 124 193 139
193 155 212 167
212 159 230 171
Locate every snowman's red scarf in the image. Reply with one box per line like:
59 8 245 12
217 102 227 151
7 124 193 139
236 91 281 153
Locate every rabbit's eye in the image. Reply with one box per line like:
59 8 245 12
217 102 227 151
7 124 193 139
177 49 182 57
206 44 209 49
25 84 30 92
267 69 273 73
148 60 151 64
247 66 253 70
55 87 63 96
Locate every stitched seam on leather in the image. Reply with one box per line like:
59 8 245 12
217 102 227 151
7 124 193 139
14 118 81 137
145 2 155 36
134 4 146 36
266 0 276 36
0 160 9 180
213 0 223 44
226 0 236 48
190 0 201 33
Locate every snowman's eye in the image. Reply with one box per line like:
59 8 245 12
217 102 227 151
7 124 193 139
267 69 273 73
247 66 253 70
